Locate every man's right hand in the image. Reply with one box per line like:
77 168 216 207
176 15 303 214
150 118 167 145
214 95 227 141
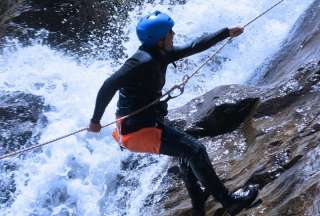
88 122 102 133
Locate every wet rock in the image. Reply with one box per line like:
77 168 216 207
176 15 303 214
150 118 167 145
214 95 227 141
312 123 320 131
255 62 320 118
98 153 172 216
1 1 191 59
168 85 260 137
0 91 46 154
0 161 16 206
0 91 46 208
253 0 320 85
167 165 180 176
9 0 136 58
0 0 23 38
162 62 320 216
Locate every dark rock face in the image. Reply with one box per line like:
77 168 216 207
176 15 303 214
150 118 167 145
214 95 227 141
255 61 320 118
0 0 23 38
239 62 320 216
0 0 190 60
0 91 46 208
4 0 142 59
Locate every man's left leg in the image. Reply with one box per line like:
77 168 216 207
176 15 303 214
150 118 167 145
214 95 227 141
179 158 210 216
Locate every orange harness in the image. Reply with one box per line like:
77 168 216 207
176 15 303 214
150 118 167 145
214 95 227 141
112 119 162 154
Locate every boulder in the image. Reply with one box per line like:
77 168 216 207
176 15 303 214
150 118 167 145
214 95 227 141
168 85 260 137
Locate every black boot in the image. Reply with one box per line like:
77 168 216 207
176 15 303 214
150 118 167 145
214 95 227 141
187 144 258 215
191 207 205 216
190 189 211 216
223 185 258 216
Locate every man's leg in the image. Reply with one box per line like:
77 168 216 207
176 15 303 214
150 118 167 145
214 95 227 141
179 158 210 215
158 122 258 215
159 123 230 207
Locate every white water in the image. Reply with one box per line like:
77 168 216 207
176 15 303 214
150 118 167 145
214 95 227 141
0 0 315 215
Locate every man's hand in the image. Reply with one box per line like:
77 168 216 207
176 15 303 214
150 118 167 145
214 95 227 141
88 122 102 133
229 27 244 38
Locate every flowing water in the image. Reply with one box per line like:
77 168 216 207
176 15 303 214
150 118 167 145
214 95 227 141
0 0 315 215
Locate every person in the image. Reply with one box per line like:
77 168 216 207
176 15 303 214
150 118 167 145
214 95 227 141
88 10 258 216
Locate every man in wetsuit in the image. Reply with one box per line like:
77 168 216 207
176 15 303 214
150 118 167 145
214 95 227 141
88 10 258 216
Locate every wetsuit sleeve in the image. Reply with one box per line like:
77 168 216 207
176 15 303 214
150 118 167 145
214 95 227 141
91 63 133 123
167 28 230 62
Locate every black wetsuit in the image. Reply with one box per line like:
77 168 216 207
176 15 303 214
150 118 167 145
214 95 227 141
91 28 233 215
91 28 230 132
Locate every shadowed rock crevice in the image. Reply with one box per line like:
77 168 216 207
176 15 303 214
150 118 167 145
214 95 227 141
245 154 303 189
168 85 260 138
191 98 259 137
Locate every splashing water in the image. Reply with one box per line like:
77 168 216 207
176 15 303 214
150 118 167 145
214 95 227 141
0 0 315 215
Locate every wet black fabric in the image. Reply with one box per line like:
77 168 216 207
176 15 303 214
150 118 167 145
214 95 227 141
91 28 230 134
159 122 259 213
158 122 230 208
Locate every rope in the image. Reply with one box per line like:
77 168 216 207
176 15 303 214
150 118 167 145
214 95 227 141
0 0 285 161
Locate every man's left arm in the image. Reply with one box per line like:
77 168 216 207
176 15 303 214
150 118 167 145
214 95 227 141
167 27 243 62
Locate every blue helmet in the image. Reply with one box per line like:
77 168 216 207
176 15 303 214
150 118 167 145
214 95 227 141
136 10 175 47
